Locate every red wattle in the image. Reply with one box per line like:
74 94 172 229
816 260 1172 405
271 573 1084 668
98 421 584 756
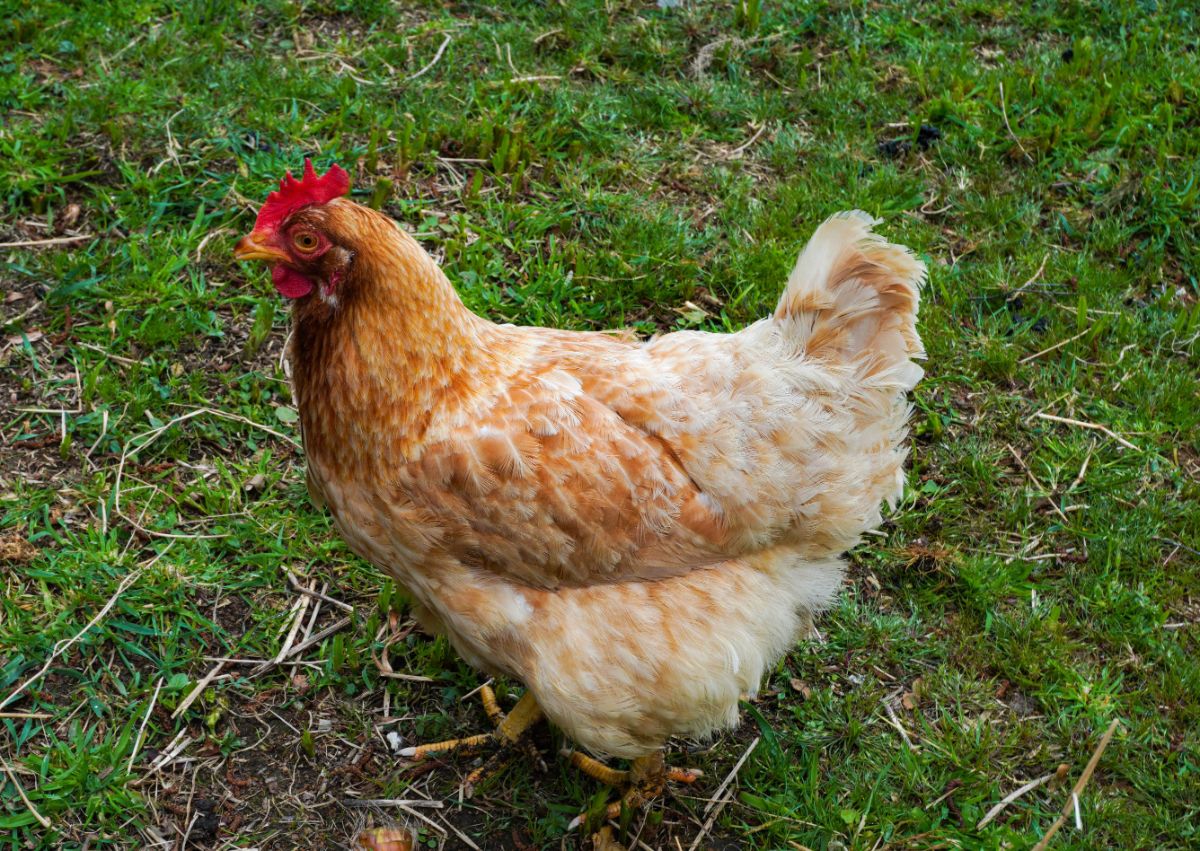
272 265 315 298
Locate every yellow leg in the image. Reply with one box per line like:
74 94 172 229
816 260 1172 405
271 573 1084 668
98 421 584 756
494 688 544 744
567 750 703 832
399 686 543 759
480 683 505 726
565 748 703 788
398 730 492 760
565 750 629 786
396 681 547 796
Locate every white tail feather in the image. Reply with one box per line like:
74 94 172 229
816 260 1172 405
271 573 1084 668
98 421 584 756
775 211 925 385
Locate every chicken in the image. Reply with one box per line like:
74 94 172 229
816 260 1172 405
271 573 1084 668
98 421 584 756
234 160 924 825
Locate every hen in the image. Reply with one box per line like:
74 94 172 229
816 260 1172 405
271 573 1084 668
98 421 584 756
235 160 924 827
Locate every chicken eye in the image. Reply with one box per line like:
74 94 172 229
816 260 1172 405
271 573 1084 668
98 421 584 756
293 231 319 252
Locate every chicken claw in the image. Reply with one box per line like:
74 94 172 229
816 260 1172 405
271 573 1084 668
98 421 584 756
566 750 702 833
398 685 545 794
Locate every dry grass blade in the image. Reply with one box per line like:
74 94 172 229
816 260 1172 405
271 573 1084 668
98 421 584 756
407 34 451 81
1030 719 1121 850
288 570 354 613
1033 413 1141 453
171 661 227 720
689 736 759 851
0 546 170 711
248 616 352 677
0 752 51 828
0 234 94 248
396 802 482 851
272 586 312 666
702 736 759 817
137 729 194 781
128 678 164 772
976 771 1056 829
728 123 768 158
113 407 299 517
1007 252 1050 302
1020 328 1091 364
999 81 1033 162
882 698 918 750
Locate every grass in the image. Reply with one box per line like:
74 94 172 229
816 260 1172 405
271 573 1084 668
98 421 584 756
1 0 1198 848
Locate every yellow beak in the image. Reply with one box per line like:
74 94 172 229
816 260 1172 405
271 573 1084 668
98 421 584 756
234 231 289 264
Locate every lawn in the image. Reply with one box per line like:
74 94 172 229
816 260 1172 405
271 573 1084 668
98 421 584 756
2 0 1198 848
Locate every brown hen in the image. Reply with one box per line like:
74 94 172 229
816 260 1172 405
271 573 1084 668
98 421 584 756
235 160 925 831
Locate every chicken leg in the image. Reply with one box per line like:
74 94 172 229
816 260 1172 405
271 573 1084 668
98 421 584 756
566 749 703 832
399 685 544 793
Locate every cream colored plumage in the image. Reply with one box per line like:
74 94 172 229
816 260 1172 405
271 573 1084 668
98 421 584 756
237 186 924 772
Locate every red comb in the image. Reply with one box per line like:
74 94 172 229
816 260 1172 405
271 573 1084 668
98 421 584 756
254 158 351 230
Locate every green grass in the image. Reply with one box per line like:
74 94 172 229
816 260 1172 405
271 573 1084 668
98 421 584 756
2 0 1198 848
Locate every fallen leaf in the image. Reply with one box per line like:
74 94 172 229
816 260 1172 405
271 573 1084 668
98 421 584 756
902 676 924 710
5 330 44 346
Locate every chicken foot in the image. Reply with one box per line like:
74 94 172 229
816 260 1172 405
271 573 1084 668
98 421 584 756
399 685 545 794
565 749 703 833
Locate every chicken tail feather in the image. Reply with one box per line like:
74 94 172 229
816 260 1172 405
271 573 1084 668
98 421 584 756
774 211 925 386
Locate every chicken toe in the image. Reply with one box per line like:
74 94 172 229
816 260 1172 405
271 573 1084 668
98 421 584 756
566 750 702 833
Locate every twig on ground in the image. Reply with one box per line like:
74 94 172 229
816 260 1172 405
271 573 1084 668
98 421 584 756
171 661 228 720
248 616 352 677
1020 328 1091 364
1005 443 1071 525
702 736 759 817
407 35 451 81
0 752 51 828
1033 413 1141 453
0 547 169 711
342 799 444 809
0 234 95 248
689 736 759 851
128 678 164 771
1030 719 1120 851
999 82 1033 162
1153 536 1200 559
287 571 354 613
1007 252 1050 302
728 123 768 158
882 699 918 750
977 771 1057 829
271 587 312 667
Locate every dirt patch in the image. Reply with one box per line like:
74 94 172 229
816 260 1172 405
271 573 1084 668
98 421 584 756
0 531 39 563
